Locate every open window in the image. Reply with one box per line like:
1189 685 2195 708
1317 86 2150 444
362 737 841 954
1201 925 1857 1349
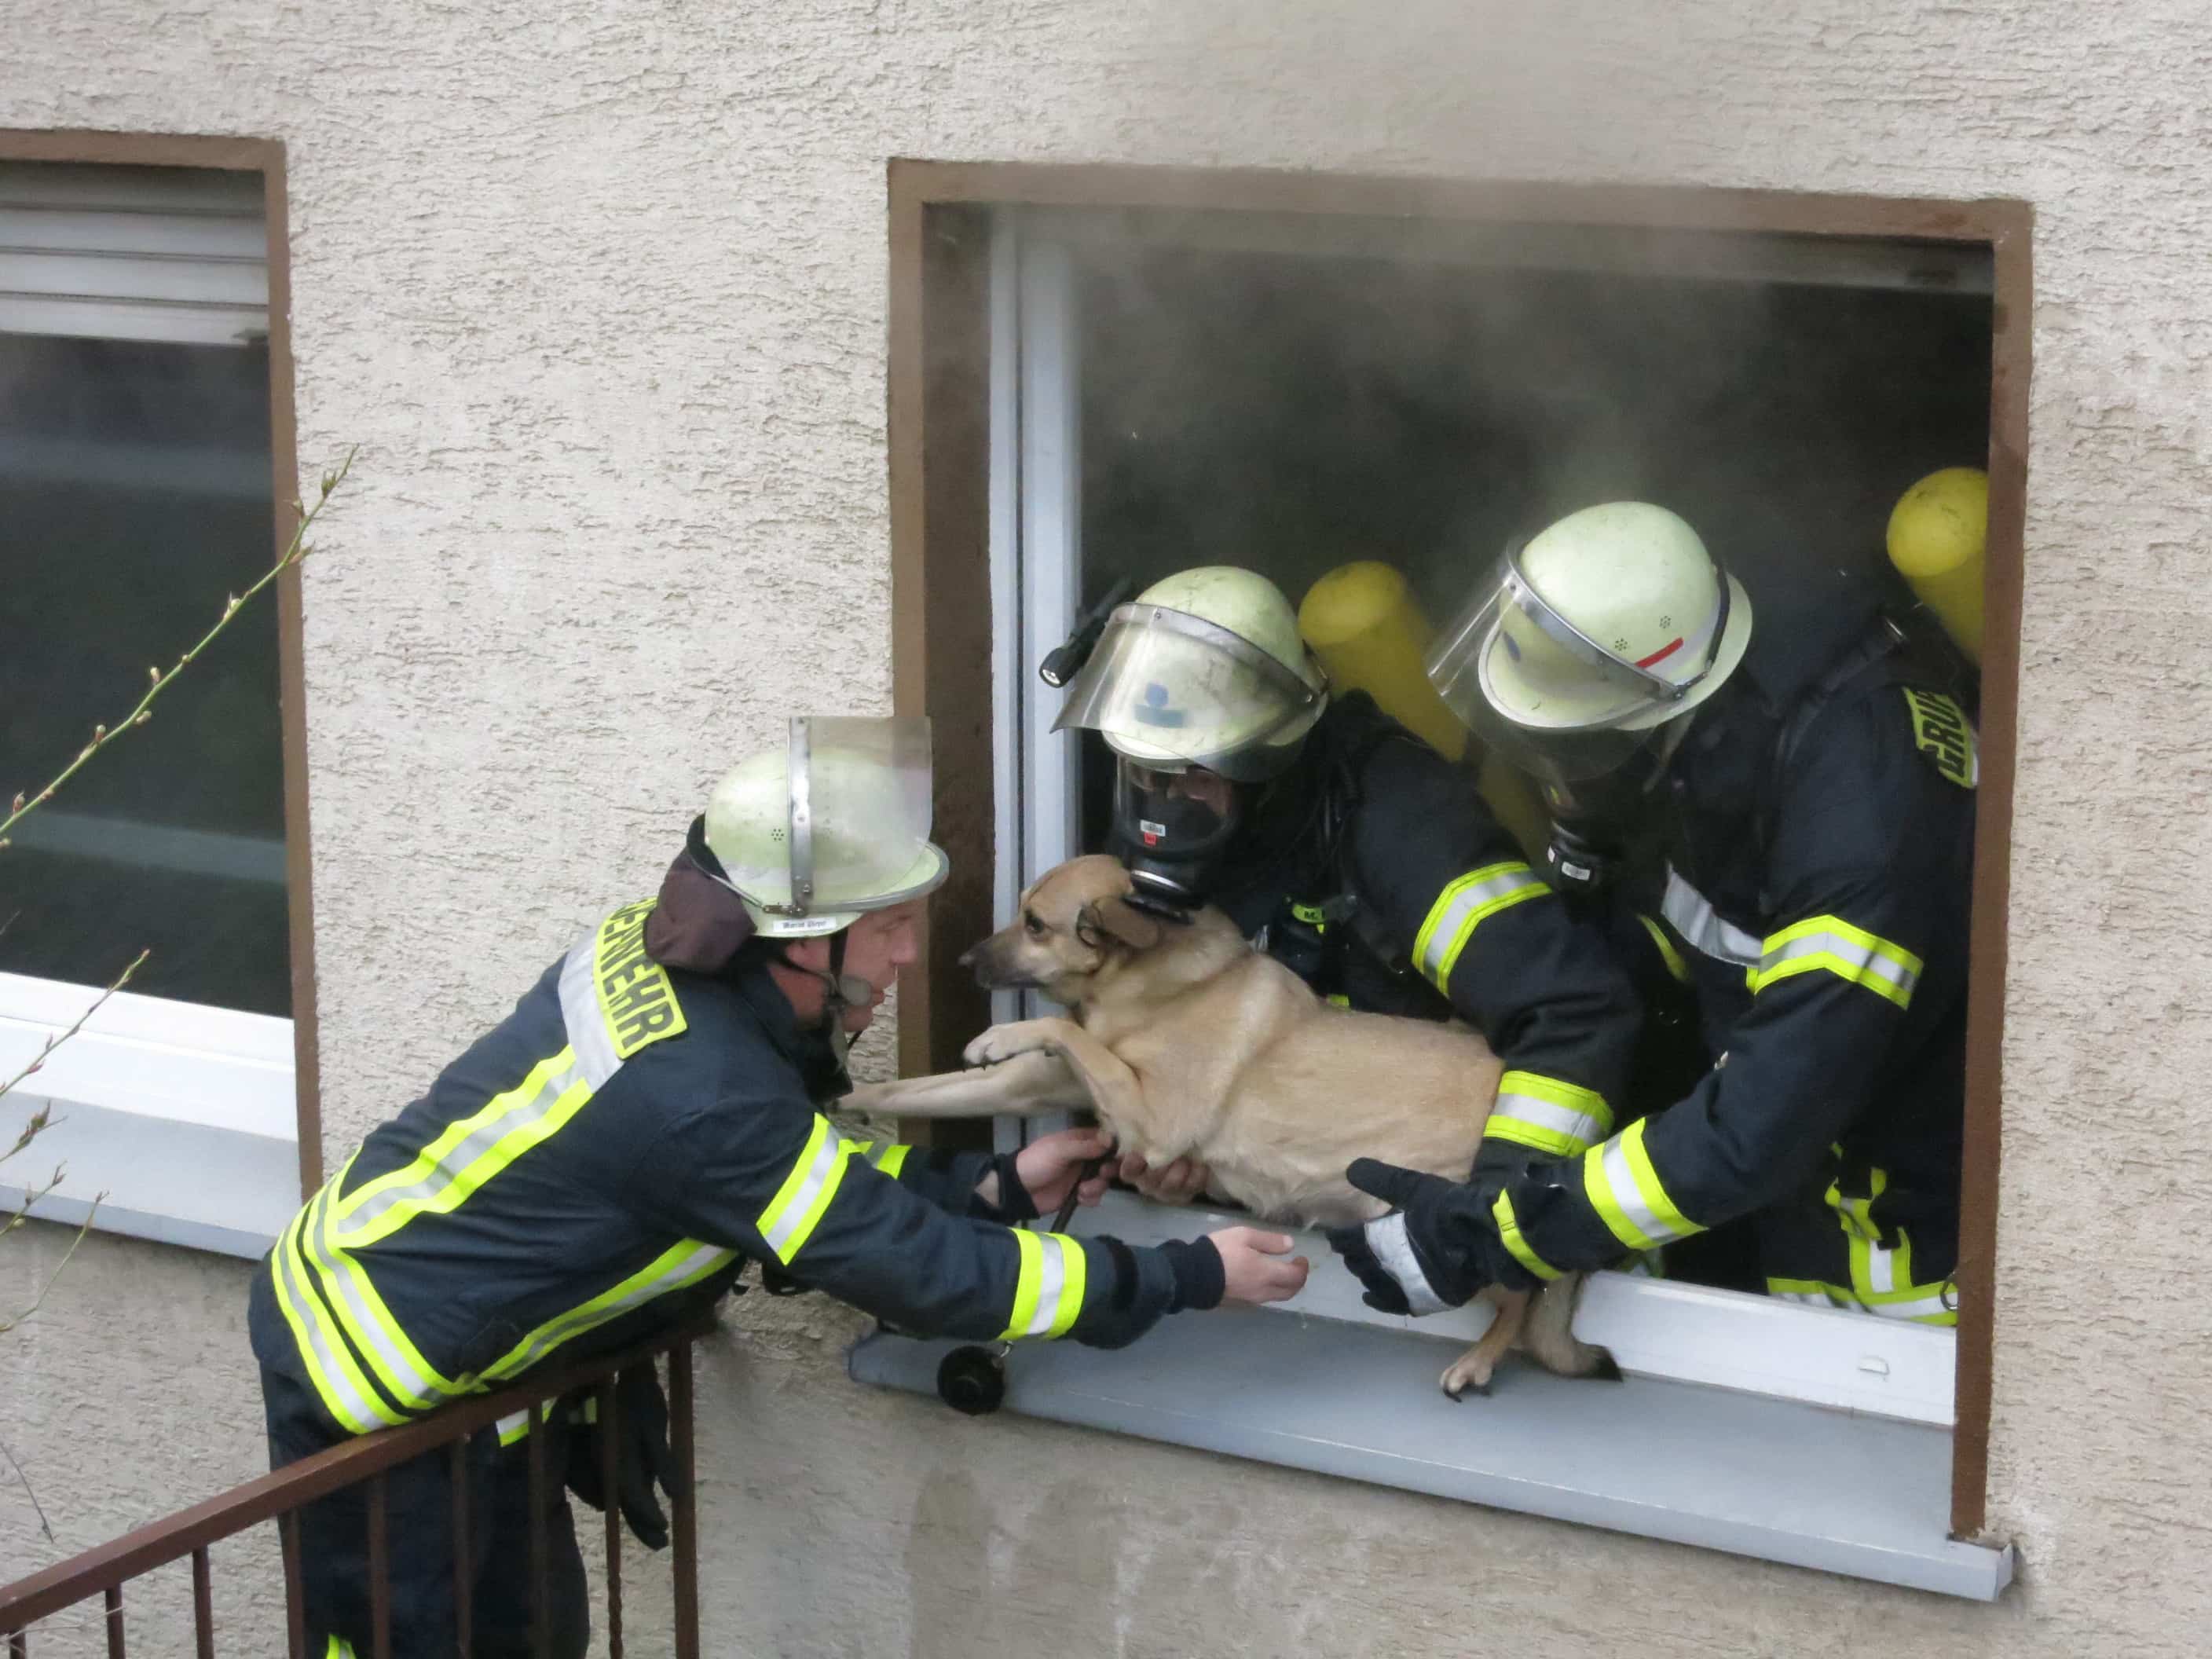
862 164 2024 1601
0 141 316 1257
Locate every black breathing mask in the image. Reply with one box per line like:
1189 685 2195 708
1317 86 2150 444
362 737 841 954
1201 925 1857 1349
1108 760 1245 921
1529 715 1695 899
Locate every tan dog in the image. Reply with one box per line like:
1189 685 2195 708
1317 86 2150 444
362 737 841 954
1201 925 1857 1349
844 854 1613 1397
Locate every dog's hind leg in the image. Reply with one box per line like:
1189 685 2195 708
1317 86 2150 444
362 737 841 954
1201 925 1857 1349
1439 1287 1526 1400
1516 1272 1622 1381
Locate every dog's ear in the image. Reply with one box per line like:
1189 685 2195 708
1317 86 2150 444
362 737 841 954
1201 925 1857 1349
1078 895 1164 954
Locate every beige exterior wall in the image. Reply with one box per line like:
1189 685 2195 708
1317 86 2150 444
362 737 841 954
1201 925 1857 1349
5 1 2208 1652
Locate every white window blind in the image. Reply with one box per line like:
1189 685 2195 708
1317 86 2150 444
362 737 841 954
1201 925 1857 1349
0 162 268 347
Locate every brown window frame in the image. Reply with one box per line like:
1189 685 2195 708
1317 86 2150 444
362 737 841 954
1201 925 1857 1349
0 127 323 1197
887 157 2027 1542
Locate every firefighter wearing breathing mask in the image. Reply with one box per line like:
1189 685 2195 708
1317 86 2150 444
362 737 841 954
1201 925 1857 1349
1326 503 1978 1325
247 716 1299 1659
1053 567 1643 1199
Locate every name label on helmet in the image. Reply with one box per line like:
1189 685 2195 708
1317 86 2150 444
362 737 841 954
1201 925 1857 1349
1901 689 1979 789
594 899 690 1058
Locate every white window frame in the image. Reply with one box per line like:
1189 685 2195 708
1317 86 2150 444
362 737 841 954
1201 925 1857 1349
0 159 298 1259
985 204 1959 1424
856 203 2012 1602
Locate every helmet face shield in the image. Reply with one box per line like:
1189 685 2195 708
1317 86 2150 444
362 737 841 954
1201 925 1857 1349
1053 603 1324 784
1427 540 1741 784
705 716 950 936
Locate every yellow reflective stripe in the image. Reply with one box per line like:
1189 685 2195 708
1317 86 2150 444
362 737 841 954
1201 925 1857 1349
757 1115 854 1265
1765 1275 1956 1326
1412 862 1547 991
1827 1169 1895 1297
1485 1071 1614 1158
1490 1189 1562 1281
328 1639 358 1658
495 1400 560 1446
997 1230 1087 1340
850 1139 914 1180
1639 914 1691 984
295 1172 463 1412
482 1239 736 1382
333 1049 594 1247
1747 915 1923 1009
1580 1118 1701 1252
269 1208 404 1435
1042 1235 1088 1338
1000 1229 1044 1339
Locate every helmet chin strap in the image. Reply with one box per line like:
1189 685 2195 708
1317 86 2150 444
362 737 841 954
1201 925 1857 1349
804 928 877 1071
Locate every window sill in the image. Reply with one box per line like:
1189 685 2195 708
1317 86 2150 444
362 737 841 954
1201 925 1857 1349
0 971 297 1260
849 1310 2012 1601
848 1193 2009 1601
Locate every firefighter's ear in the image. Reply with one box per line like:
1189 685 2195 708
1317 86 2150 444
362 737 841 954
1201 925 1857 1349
1079 897 1163 954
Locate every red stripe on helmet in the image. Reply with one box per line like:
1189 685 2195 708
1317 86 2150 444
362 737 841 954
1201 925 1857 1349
1634 636 1686 669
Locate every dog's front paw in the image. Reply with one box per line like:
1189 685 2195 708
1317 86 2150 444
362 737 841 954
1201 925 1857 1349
963 1023 1046 1069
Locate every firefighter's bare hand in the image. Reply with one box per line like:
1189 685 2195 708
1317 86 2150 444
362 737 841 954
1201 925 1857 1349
1116 1152 1212 1205
1207 1227 1310 1306
1008 1126 1116 1217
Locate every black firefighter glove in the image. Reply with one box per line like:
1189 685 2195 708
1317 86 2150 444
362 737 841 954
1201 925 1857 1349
1324 1159 1538 1315
562 1364 684 1551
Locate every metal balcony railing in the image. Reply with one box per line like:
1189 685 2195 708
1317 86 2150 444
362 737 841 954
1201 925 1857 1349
1 1316 712 1657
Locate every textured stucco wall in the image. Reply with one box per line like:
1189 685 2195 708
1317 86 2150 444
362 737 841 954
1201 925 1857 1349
6 0 2211 1653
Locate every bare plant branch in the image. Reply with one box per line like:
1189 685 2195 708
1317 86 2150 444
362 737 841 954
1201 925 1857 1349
1 1429 55 1542
0 1189 101 1339
0 448 354 849
3 1164 68 1233
0 949 148 1108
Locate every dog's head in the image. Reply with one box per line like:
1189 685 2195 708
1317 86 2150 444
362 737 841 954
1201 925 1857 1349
959 854 1166 1005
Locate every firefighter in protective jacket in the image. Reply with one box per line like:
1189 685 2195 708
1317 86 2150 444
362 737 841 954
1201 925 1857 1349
1328 503 1975 1325
1051 566 1643 1196
247 716 1305 1658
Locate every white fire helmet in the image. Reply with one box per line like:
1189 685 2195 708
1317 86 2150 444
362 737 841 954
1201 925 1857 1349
1426 502 1753 784
1052 566 1328 784
700 716 950 939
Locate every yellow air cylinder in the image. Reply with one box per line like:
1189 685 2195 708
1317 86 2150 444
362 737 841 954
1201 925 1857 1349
1299 561 1552 864
1885 467 1987 665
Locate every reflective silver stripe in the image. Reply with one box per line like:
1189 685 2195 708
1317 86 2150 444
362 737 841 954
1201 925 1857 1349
760 1126 845 1261
487 1240 737 1380
1756 932 1920 999
1597 1135 1693 1245
1367 1212 1449 1316
1865 1240 1897 1295
297 1189 446 1408
270 1212 389 1434
1013 1235 1068 1338
1864 1291 1954 1320
558 932 624 1089
1774 1288 1834 1308
495 1408 530 1445
1416 866 1545 983
1660 866 1761 967
1492 1092 1607 1150
333 1054 588 1241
